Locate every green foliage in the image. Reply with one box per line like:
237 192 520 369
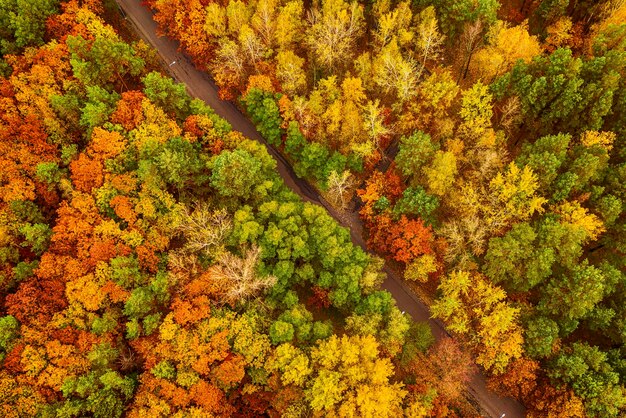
80 86 121 130
210 148 263 199
393 186 439 225
524 315 559 359
269 320 295 344
36 162 63 186
395 131 438 182
415 0 499 39
244 88 284 146
549 342 626 417
12 260 38 282
19 223 52 255
483 222 554 291
142 71 191 120
0 0 59 55
0 315 19 359
67 20 145 88
151 360 176 380
91 313 119 336
154 137 208 189
492 47 625 136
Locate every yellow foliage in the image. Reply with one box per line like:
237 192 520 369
487 163 547 232
471 21 541 81
545 17 573 50
404 254 438 282
580 130 616 151
554 201 606 241
66 273 106 312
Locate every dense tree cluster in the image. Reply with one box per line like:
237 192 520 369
148 0 626 416
0 1 496 416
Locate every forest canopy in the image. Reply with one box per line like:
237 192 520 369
1 0 626 416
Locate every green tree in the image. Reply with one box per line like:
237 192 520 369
210 148 263 200
0 0 59 55
415 0 499 40
395 131 438 181
142 71 191 120
548 342 626 417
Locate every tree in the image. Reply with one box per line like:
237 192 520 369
209 246 276 307
326 170 355 209
244 88 284 146
275 0 304 50
142 72 191 120
66 13 144 89
548 342 626 417
423 151 457 197
470 21 541 82
485 163 547 233
306 334 407 416
395 131 438 181
275 50 307 95
431 270 524 373
372 39 419 104
305 0 365 72
483 222 554 291
492 47 623 136
539 260 607 321
414 7 445 80
411 338 476 402
416 0 498 40
210 148 263 199
0 0 59 56
487 356 539 400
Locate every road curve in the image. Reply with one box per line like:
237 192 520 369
114 1 526 416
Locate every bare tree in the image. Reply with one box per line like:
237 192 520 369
176 204 232 257
458 20 484 82
326 170 356 210
211 246 276 306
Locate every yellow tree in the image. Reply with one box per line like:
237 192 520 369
470 21 541 82
276 50 307 95
305 0 365 72
306 334 407 416
423 151 458 197
485 163 547 234
414 6 445 80
275 0 305 50
431 270 524 374
372 39 419 104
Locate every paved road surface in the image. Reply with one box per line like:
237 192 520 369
114 1 526 416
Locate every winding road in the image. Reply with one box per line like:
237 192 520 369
114 1 526 416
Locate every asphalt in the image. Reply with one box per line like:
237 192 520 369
114 1 527 416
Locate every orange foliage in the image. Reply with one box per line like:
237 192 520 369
101 280 130 304
70 153 104 193
110 195 137 225
170 296 210 326
110 173 138 194
190 380 227 410
368 214 434 264
136 244 159 273
526 381 586 418
5 278 67 325
487 356 539 400
89 128 127 160
245 75 276 96
111 91 146 130
212 354 246 389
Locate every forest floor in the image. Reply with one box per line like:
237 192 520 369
114 1 526 416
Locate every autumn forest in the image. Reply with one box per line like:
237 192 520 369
0 0 625 416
